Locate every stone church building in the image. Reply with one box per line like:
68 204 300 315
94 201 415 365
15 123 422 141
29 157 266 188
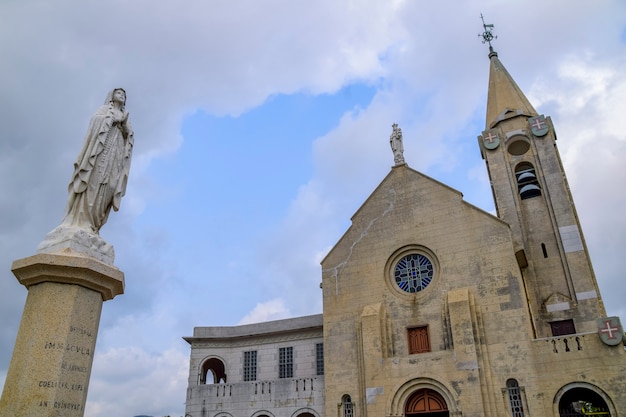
183 46 626 417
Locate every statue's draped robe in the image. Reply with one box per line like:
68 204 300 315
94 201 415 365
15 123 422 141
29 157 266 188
62 104 133 233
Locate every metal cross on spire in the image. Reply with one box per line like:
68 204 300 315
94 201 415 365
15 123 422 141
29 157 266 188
478 14 497 53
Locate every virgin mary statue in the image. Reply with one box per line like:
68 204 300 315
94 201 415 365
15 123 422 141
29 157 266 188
61 88 134 233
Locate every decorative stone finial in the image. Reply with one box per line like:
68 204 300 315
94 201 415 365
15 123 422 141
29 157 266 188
389 123 405 166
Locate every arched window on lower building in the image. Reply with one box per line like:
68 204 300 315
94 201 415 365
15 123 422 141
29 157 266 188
342 395 354 417
199 357 226 384
506 379 525 417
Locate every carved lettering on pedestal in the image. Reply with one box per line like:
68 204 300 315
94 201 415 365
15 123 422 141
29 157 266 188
38 381 84 391
44 341 91 355
53 401 82 410
38 400 84 410
61 361 88 373
35 324 96 413
70 326 93 338
44 341 65 350
67 344 91 355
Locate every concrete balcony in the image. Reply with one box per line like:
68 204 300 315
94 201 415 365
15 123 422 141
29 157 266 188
532 332 625 362
186 377 325 417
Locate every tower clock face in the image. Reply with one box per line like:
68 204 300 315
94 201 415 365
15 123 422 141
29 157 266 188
394 254 433 293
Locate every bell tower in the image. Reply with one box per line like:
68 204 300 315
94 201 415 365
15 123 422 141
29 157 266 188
477 18 605 337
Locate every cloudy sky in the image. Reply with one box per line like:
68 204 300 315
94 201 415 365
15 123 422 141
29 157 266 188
1 1 625 416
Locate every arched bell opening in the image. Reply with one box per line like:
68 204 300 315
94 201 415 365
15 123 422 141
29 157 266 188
515 162 541 200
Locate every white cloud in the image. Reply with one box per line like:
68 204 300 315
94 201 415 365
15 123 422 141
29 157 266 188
238 299 291 325
87 346 188 417
526 54 626 320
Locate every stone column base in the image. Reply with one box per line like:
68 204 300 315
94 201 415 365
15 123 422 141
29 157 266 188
0 250 124 417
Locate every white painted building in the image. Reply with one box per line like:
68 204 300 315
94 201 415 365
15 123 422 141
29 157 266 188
184 315 324 417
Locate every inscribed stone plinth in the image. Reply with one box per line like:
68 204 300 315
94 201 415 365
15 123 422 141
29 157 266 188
0 251 124 417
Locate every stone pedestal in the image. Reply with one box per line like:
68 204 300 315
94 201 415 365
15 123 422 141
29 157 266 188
0 250 124 417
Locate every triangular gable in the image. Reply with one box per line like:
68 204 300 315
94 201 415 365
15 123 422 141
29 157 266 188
322 164 509 265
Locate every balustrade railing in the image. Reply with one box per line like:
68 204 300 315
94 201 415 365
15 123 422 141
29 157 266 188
189 376 323 400
534 332 599 354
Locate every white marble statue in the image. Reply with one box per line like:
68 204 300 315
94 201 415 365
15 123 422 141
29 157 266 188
37 88 133 263
390 123 405 165
62 88 134 233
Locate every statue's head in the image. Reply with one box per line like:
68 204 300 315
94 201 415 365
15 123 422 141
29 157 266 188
105 88 126 108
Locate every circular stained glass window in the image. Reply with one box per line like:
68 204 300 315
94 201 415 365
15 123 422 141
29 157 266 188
394 254 433 293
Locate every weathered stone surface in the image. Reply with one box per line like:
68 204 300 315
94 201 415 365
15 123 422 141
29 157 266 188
12 251 124 301
0 251 124 417
37 226 115 264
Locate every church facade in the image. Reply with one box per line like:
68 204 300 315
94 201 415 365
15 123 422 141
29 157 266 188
184 47 626 417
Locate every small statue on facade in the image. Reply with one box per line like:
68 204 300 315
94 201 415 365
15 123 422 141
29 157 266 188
37 88 134 263
389 123 405 165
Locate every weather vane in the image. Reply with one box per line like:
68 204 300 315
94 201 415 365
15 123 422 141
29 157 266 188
478 14 497 49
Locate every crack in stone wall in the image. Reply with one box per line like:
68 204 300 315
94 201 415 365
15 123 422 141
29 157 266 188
323 188 397 295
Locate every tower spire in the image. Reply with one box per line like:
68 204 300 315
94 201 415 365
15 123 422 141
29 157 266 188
478 37 606 337
480 17 538 128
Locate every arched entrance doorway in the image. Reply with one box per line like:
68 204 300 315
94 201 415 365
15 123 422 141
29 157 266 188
558 387 610 416
405 388 449 417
